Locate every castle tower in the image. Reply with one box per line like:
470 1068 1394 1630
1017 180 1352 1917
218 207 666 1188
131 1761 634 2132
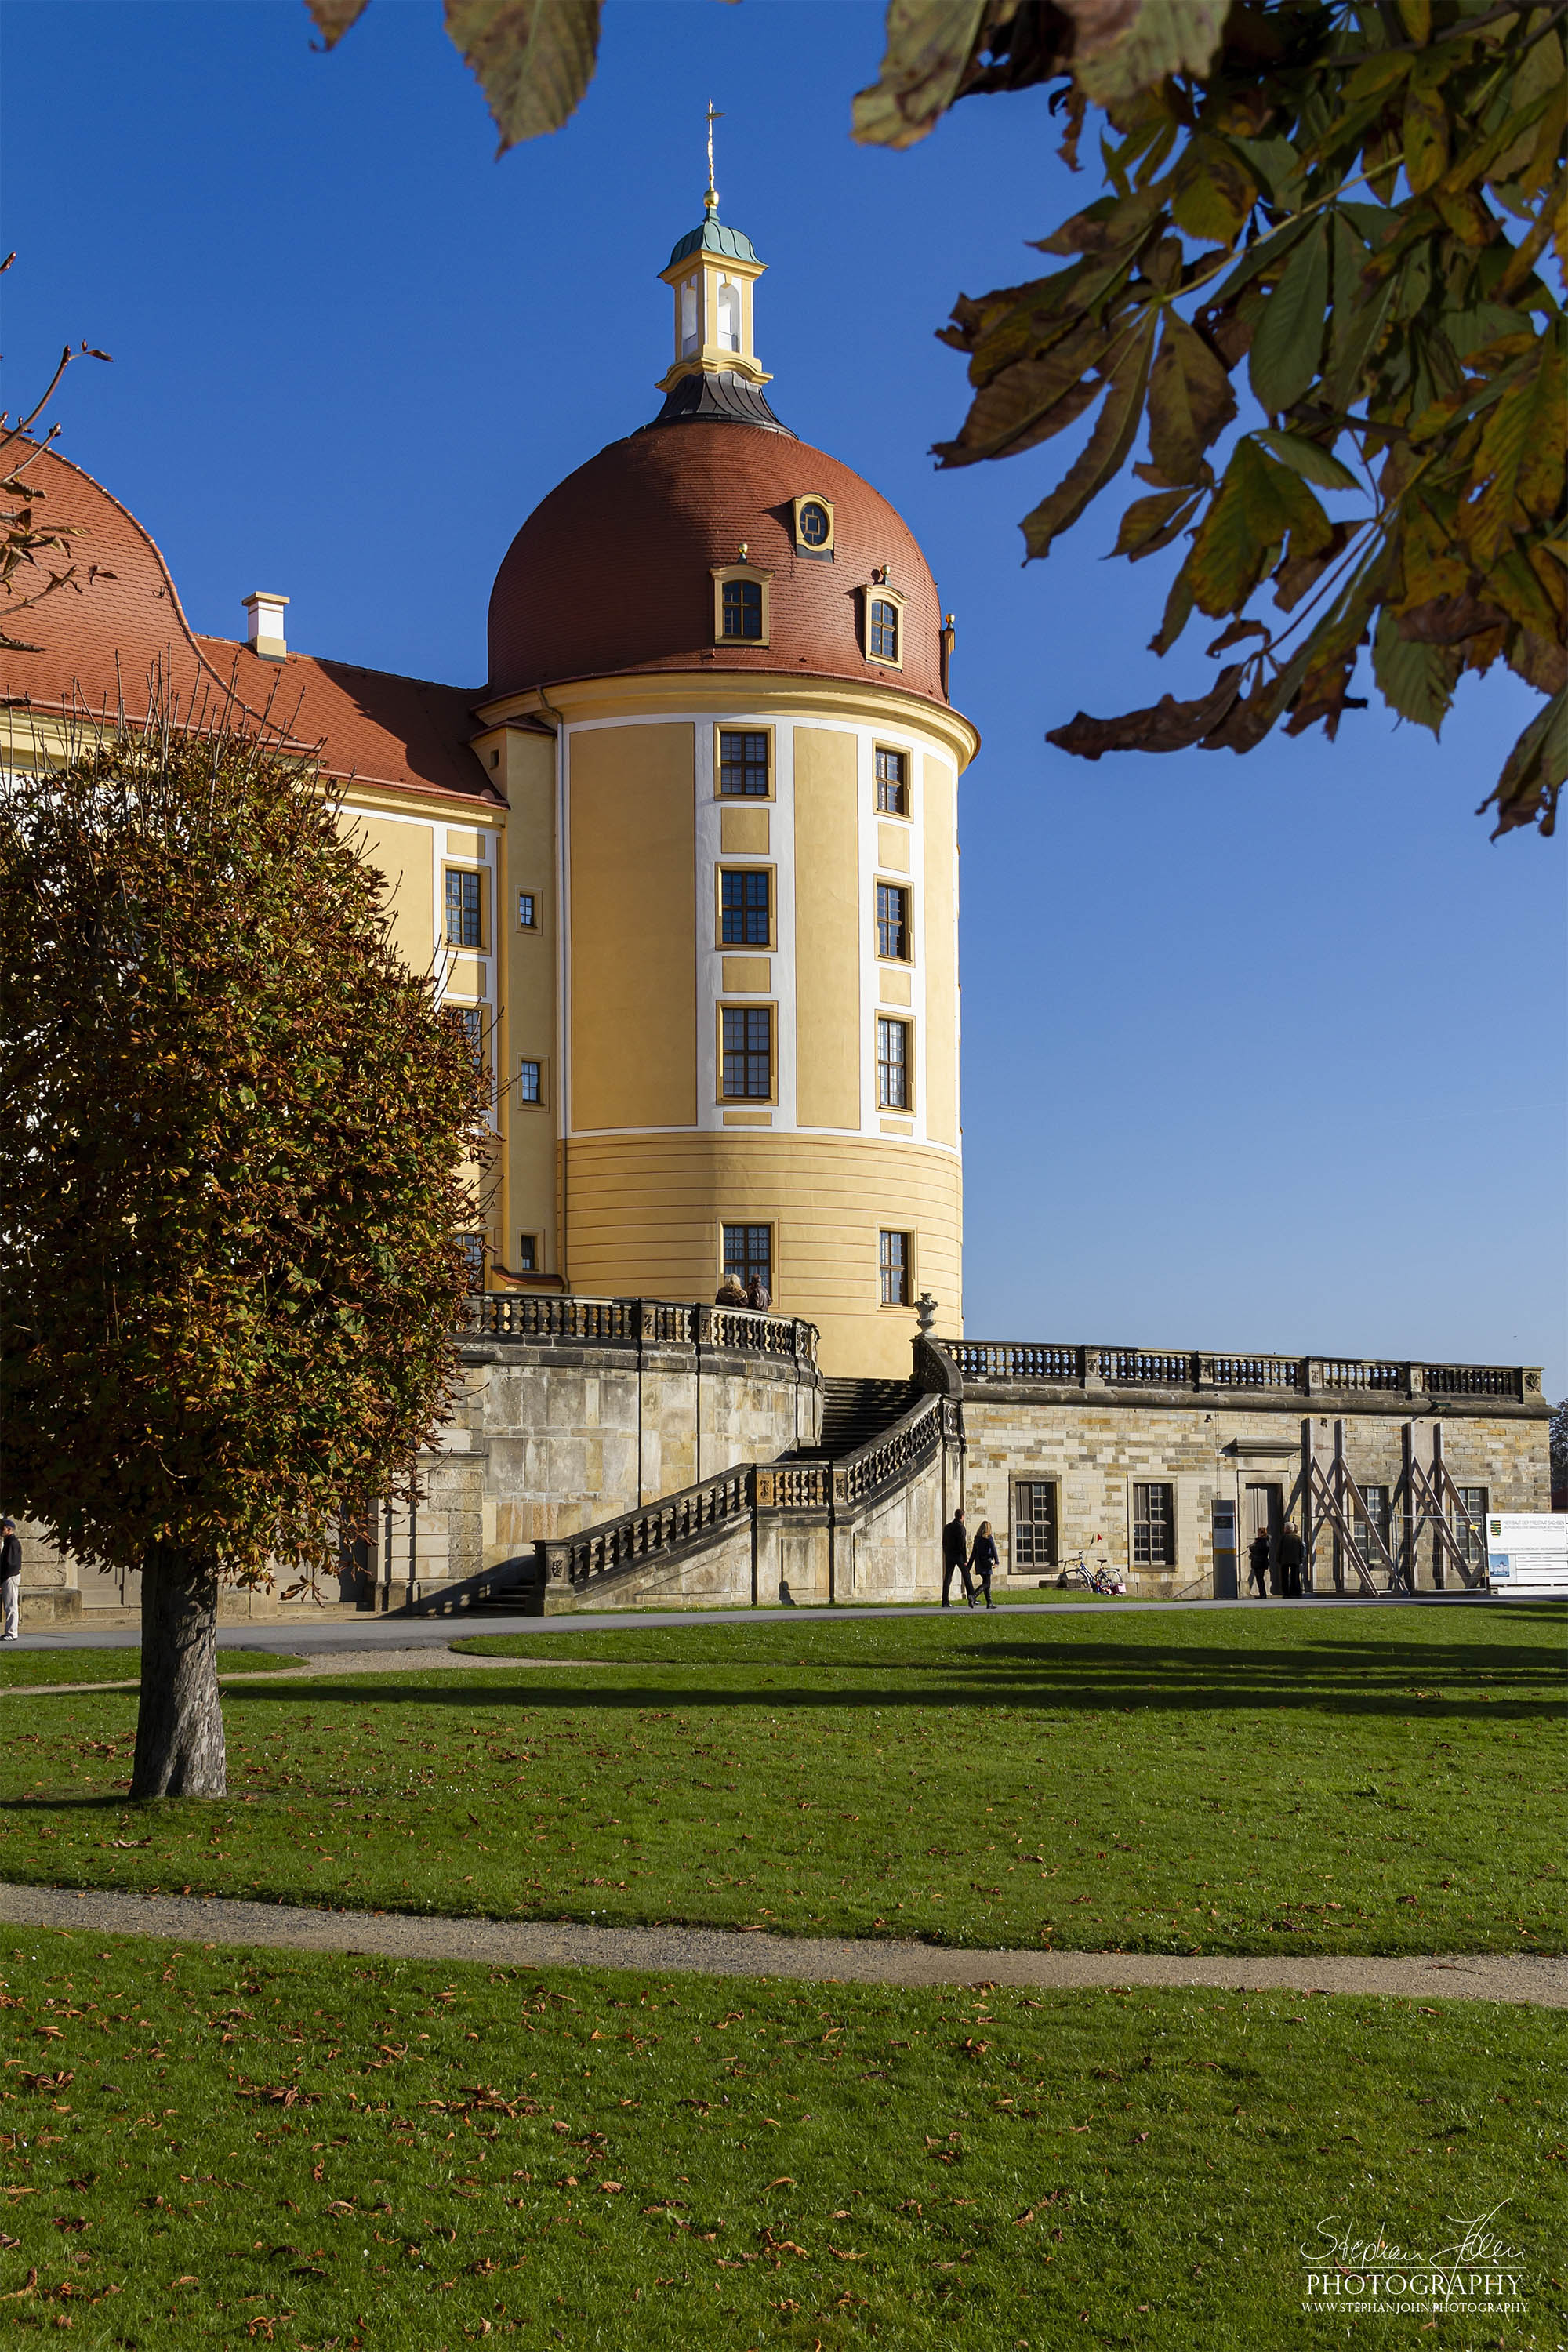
475 188 978 1375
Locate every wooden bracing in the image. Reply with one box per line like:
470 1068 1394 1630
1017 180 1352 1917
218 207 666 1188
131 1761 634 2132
1399 1423 1487 1591
1295 1417 1488 1595
1299 1421 1403 1595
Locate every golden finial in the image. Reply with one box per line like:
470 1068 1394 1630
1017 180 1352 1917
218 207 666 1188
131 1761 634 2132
706 99 724 212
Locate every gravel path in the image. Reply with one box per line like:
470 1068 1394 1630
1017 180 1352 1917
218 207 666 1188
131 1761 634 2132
2 1882 1560 2004
0 1646 605 1698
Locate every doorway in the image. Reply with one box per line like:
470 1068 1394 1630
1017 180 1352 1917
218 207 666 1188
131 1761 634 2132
1244 1483 1283 1595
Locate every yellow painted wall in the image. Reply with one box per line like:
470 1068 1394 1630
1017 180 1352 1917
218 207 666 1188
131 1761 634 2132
569 723 697 1131
564 1133 961 1377
793 726 860 1131
922 757 958 1149
500 728 558 1272
347 811 435 978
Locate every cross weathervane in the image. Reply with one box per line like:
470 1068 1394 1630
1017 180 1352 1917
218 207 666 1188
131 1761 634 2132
706 100 724 204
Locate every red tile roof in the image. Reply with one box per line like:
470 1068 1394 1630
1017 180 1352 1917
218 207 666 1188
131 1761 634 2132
487 419 951 705
2 444 496 808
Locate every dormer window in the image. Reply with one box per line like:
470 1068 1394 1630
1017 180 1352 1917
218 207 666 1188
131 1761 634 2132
864 582 905 669
792 494 836 561
711 561 772 648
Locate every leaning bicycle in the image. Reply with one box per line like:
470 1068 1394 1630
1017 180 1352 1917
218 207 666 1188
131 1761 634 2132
1055 1550 1127 1597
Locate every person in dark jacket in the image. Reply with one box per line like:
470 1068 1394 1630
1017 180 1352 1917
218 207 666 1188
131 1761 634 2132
1277 1523 1307 1597
0 1519 20 1642
1247 1526 1272 1598
941 1508 972 1607
968 1520 1000 1610
746 1272 771 1312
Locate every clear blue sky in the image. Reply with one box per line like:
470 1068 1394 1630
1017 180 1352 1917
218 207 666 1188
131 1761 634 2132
5 0 1564 1392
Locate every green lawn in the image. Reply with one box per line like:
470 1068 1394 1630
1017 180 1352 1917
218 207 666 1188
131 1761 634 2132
0 1649 303 1690
1 1933 1560 2350
0 1607 1561 1955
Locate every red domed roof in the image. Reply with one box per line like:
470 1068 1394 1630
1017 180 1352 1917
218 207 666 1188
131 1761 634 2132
487 421 949 704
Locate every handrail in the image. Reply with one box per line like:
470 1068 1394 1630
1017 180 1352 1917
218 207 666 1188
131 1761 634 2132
942 1340 1538 1403
536 1391 949 1604
464 1292 817 1367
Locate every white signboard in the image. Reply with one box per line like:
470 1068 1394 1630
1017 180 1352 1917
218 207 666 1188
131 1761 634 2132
1486 1513 1568 1596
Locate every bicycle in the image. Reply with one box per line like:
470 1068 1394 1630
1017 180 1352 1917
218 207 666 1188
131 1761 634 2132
1056 1550 1127 1597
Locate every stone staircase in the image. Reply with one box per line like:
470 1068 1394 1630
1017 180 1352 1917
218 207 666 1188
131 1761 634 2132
805 1377 924 1460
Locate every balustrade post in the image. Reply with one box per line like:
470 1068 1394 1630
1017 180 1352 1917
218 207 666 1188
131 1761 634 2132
1406 1362 1426 1400
1304 1359 1321 1398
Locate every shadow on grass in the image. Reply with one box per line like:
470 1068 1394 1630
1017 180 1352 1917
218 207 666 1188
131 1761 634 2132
201 1634 1564 1724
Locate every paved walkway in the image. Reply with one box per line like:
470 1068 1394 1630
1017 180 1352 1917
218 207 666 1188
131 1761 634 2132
2 1882 1559 2005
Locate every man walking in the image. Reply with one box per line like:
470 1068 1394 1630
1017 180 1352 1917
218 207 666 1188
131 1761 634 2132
1277 1522 1307 1598
0 1519 21 1642
1247 1524 1272 1599
942 1506 973 1608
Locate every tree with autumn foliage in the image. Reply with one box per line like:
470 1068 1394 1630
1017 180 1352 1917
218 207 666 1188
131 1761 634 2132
0 705 489 1798
306 0 1565 833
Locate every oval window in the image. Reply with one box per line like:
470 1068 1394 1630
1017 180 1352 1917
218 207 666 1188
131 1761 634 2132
798 501 830 547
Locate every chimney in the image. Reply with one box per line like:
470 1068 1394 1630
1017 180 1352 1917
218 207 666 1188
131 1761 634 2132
243 590 289 662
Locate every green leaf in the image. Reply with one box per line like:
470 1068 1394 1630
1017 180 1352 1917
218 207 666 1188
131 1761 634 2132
1403 55 1450 196
1019 319 1159 561
935 325 1103 466
1480 685 1566 837
851 0 988 149
1112 486 1202 558
1169 136 1257 245
1255 430 1363 494
1148 314 1236 485
1151 550 1197 653
441 0 604 151
1249 216 1330 415
1068 0 1229 107
1372 608 1451 731
1189 441 1287 615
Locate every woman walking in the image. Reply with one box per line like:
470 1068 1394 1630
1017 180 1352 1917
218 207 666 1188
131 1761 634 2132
968 1519 1000 1610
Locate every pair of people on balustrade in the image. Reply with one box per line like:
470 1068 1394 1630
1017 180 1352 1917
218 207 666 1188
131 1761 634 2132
714 1271 771 1311
941 1506 998 1610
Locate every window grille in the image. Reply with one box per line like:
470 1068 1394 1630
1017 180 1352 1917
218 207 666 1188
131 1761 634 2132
721 869 771 945
875 747 908 814
719 730 769 796
517 1233 538 1272
877 1016 909 1109
449 1005 485 1072
518 1059 543 1105
723 1223 771 1290
1455 1485 1488 1574
517 891 537 929
722 1006 771 1098
445 869 483 948
721 579 763 641
869 598 899 661
1013 1481 1058 1570
877 882 910 960
458 1233 486 1288
1354 1482 1391 1562
1132 1483 1175 1566
879 1229 910 1307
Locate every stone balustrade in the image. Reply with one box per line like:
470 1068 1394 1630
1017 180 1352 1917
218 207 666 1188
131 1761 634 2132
464 1291 817 1367
943 1341 1542 1408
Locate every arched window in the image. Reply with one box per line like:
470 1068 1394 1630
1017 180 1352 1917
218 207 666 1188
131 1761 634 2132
681 277 699 356
870 598 899 662
717 280 742 353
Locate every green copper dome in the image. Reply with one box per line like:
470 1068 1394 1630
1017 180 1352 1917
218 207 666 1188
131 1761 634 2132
667 207 760 269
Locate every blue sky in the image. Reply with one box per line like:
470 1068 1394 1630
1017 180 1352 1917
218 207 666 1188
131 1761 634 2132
5 0 1564 1393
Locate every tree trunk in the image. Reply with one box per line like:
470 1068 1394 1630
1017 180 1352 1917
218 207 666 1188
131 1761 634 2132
131 1547 227 1798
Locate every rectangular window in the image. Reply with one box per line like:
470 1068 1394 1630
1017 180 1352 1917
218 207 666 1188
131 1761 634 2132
1132 1482 1175 1567
449 1004 485 1073
876 1015 909 1110
445 868 484 949
1455 1484 1488 1574
458 1233 486 1289
1013 1480 1058 1570
719 729 770 797
517 1233 538 1272
879 1229 910 1307
721 1006 772 1098
1353 1482 1391 1563
877 881 910 960
723 1223 771 1292
721 578 764 641
720 868 771 946
869 597 899 662
875 747 908 815
518 1058 543 1105
517 890 538 930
